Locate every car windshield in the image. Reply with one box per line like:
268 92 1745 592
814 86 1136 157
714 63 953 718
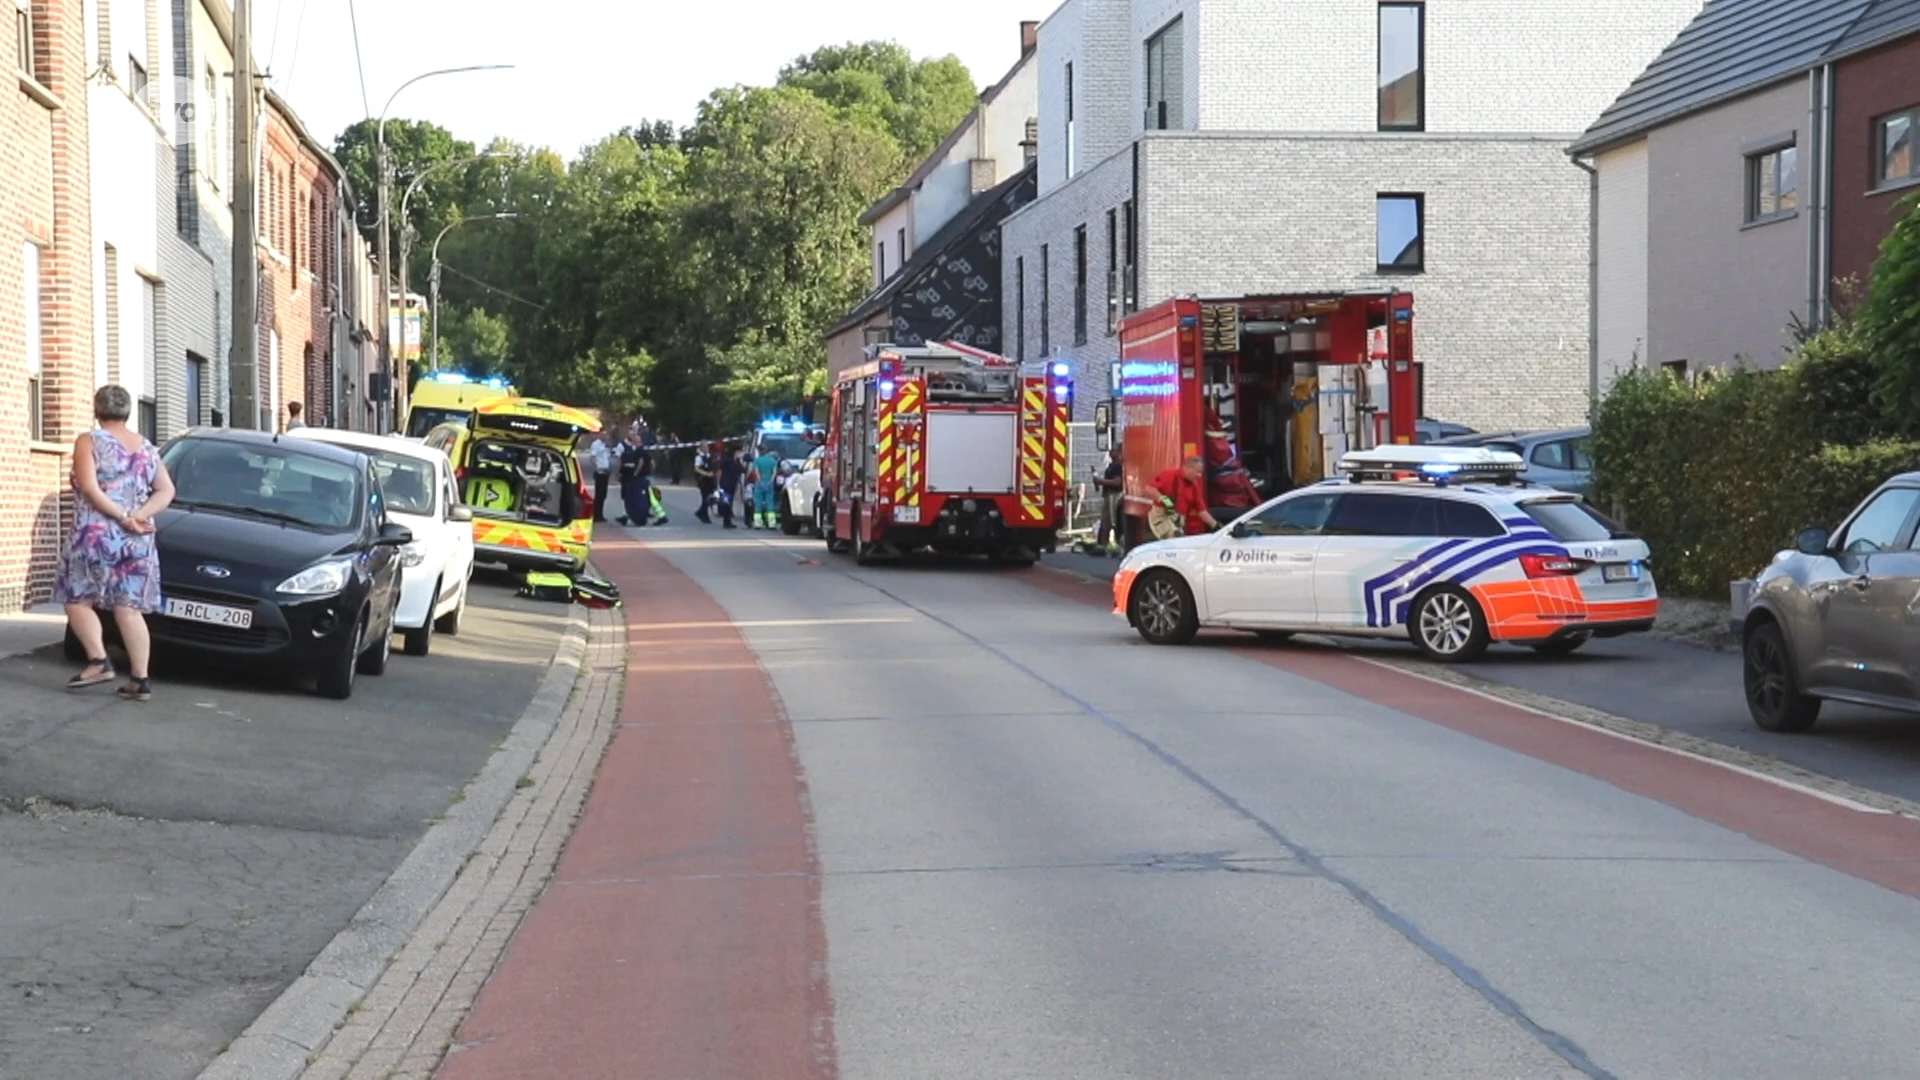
406 407 469 439
368 451 437 515
758 433 816 461
162 437 362 530
1522 499 1620 542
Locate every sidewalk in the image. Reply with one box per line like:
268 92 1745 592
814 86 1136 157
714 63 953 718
0 603 64 661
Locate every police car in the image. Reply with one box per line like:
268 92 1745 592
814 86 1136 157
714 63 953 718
1112 446 1658 662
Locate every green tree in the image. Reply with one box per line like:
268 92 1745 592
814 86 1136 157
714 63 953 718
1865 194 1920 434
333 119 476 265
777 41 977 164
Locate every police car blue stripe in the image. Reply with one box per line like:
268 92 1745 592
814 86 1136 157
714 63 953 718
1363 527 1563 628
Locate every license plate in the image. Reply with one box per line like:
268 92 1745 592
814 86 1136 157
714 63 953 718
1603 562 1641 583
164 597 254 629
893 505 921 524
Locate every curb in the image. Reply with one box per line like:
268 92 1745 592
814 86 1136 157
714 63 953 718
196 602 594 1080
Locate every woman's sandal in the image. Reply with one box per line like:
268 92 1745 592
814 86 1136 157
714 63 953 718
67 658 115 689
117 678 152 702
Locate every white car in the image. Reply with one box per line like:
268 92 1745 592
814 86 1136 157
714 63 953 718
288 428 475 657
1112 446 1660 662
781 445 827 536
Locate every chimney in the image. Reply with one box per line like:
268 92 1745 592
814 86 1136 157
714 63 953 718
1021 20 1039 55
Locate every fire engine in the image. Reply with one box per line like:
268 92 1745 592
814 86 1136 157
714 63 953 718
1111 292 1418 546
822 342 1074 566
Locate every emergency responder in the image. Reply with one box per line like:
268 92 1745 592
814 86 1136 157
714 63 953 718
1148 455 1217 538
749 444 781 529
616 430 649 526
693 443 717 524
715 446 744 529
1092 446 1124 554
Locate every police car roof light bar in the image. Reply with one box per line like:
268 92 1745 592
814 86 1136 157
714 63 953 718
1337 446 1527 486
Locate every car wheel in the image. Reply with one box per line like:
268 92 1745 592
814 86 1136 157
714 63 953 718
822 501 850 554
1744 621 1820 733
1528 631 1591 657
781 513 803 536
1130 570 1199 645
434 586 465 636
359 608 393 675
318 616 364 700
1410 586 1490 663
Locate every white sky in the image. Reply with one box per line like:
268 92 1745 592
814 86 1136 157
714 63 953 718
254 0 1052 156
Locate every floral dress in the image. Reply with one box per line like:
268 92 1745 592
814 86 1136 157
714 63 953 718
52 429 164 613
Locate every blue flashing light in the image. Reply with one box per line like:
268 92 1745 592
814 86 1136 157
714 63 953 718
1120 360 1177 380
429 371 471 385
1420 463 1461 477
482 376 507 389
878 380 897 400
1051 361 1071 378
1053 384 1071 400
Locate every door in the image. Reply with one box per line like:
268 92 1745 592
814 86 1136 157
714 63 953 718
366 466 402 633
444 465 475 600
1814 485 1920 698
1313 493 1453 630
1203 492 1335 625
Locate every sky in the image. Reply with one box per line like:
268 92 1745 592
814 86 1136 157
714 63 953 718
253 0 1052 156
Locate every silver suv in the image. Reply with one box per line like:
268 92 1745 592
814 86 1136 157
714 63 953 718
1742 474 1920 731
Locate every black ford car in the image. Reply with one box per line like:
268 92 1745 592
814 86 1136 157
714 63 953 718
148 429 411 699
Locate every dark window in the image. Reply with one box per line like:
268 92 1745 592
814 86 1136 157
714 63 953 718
1240 493 1337 537
128 55 148 103
1325 492 1432 536
1039 243 1050 356
1072 225 1088 345
1522 499 1620 543
16 0 34 77
186 353 206 426
897 227 906 269
1105 208 1119 333
1437 499 1506 538
1377 194 1424 271
1145 17 1183 130
876 240 885 282
1838 487 1920 554
139 398 157 438
23 239 43 441
1379 3 1424 130
1875 108 1917 189
1530 437 1593 471
1746 145 1799 222
1014 256 1026 361
1121 200 1138 313
1065 62 1076 177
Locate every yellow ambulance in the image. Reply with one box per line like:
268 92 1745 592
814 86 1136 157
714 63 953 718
423 397 599 574
403 372 515 440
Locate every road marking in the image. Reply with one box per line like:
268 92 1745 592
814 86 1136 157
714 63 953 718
629 617 914 631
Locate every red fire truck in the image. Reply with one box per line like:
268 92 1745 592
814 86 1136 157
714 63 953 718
822 342 1074 566
1113 292 1418 545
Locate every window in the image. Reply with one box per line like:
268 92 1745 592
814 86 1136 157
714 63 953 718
23 241 44 441
128 55 148 102
1437 499 1506 539
186 353 206 426
1530 437 1593 472
1121 200 1137 313
1523 500 1621 543
876 240 885 284
16 0 33 77
1377 194 1424 272
1038 244 1050 356
141 277 158 437
1379 3 1424 130
1839 487 1920 554
1072 224 1088 345
1875 107 1917 189
1014 256 1025 361
1325 492 1430 537
1240 493 1337 537
1746 145 1799 222
204 66 220 186
897 227 906 271
1144 17 1183 130
1105 208 1119 333
1065 62 1077 177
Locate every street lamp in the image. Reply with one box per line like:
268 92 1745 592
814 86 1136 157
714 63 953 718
429 213 519 373
396 151 510 368
374 64 512 431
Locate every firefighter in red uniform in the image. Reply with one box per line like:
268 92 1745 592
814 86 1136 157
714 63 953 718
1148 456 1218 537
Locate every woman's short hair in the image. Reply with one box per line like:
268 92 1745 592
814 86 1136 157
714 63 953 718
94 384 133 421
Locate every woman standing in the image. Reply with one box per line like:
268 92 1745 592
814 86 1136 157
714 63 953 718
56 385 175 701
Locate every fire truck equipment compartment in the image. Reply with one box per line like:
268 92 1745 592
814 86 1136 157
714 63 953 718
925 412 1019 494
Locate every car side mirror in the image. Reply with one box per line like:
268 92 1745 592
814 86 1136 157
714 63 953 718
448 505 473 523
1229 520 1256 540
1795 526 1831 556
378 522 414 546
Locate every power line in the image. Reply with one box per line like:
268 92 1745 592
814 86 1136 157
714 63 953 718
277 0 311 97
437 263 545 310
344 0 370 118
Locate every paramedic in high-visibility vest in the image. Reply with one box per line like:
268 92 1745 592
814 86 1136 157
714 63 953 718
1148 456 1217 538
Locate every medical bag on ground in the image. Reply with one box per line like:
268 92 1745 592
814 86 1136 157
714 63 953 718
519 571 575 602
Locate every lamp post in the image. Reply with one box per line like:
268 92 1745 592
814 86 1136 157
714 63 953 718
374 64 512 431
429 213 519 373
396 151 509 378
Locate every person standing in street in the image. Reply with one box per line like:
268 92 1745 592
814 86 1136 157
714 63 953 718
749 444 781 529
693 442 717 524
1093 445 1124 553
617 431 651 526
285 401 306 430
57 385 175 702
587 428 613 522
715 445 744 529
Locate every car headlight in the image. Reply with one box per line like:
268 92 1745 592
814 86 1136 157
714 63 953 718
277 557 354 596
400 542 428 568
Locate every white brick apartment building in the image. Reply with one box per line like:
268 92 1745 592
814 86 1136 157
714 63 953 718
1002 0 1705 433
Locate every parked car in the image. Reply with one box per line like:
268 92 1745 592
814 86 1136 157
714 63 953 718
288 428 475 656
1414 418 1477 444
148 429 409 699
1742 474 1920 732
1113 445 1658 661
1432 428 1594 497
423 397 598 574
782 444 826 535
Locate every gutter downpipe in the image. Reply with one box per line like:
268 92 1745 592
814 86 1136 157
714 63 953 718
1573 155 1600 421
1807 63 1835 328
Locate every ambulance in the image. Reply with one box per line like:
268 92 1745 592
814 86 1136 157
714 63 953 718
422 397 598 574
403 372 515 440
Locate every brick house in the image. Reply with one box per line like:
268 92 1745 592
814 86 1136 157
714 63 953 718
1573 0 1920 386
259 89 345 432
1001 0 1704 436
5 0 93 611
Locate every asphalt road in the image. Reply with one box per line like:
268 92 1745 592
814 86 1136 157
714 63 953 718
0 570 568 1080
1046 549 1920 806
593 500 1920 1079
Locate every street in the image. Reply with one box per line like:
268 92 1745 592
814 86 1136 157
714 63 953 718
0 571 570 1080
422 490 1920 1079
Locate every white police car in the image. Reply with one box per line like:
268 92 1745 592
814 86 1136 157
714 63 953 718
1112 446 1659 661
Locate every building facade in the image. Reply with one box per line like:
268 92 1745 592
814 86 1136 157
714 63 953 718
1575 0 1920 385
1003 0 1703 433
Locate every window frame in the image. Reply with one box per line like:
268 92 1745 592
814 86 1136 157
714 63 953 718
23 239 44 441
1745 143 1800 224
1239 492 1338 538
1105 208 1119 334
16 0 34 78
186 353 207 427
1325 491 1434 537
1072 224 1088 346
1064 61 1077 177
1376 192 1425 273
1377 2 1426 132
1144 16 1183 131
1873 106 1919 192
1121 199 1138 314
1038 243 1051 356
1014 255 1026 361
1837 486 1920 555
